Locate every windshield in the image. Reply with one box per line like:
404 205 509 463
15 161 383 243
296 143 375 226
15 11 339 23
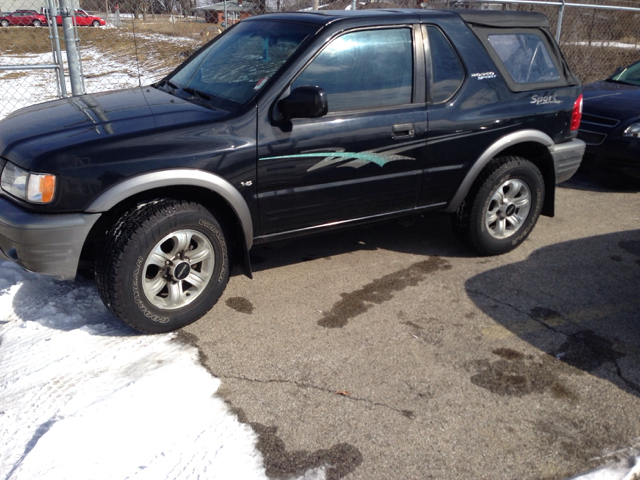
162 20 317 112
608 60 640 87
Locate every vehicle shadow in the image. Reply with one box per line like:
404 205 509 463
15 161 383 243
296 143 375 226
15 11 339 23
464 229 640 397
245 213 471 274
560 168 640 193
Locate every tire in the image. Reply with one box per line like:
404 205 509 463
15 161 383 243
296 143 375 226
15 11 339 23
32 20 41 26
451 156 544 256
1 20 10 27
92 20 100 26
95 199 229 334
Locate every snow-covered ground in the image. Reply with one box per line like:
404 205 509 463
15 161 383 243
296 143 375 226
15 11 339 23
566 41 640 49
0 261 268 479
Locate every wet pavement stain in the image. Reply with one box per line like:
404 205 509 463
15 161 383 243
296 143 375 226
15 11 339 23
230 406 363 479
492 347 526 361
553 330 625 372
318 257 452 328
226 296 254 314
471 349 577 399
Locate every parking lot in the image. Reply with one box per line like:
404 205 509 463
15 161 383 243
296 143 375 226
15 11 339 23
182 170 640 479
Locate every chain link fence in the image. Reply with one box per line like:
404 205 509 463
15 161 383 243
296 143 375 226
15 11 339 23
1 0 639 118
0 0 66 115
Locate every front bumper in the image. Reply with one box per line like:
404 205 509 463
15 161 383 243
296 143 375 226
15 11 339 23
0 196 101 280
549 138 586 184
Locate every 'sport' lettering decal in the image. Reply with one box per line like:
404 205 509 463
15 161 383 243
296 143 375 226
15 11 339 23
531 94 562 105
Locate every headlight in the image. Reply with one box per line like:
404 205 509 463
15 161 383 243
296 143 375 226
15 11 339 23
623 122 640 138
0 161 57 204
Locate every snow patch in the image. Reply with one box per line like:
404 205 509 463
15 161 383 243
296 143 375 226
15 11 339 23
0 261 267 479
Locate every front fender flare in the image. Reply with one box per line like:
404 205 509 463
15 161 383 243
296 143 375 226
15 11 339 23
86 169 254 249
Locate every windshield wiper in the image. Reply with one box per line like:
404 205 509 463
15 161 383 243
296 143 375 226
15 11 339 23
182 87 213 100
154 80 180 94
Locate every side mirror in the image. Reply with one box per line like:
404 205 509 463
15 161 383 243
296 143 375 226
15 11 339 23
279 86 328 120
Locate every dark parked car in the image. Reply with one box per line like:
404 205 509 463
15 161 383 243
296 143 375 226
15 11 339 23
578 59 640 178
0 10 585 333
0 10 48 26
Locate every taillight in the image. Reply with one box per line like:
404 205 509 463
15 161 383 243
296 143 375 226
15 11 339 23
570 94 583 132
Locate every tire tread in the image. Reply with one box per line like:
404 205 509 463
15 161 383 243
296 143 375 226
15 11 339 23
451 156 543 256
95 199 222 333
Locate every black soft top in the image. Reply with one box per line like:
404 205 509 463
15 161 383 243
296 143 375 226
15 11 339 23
454 10 550 29
249 9 551 30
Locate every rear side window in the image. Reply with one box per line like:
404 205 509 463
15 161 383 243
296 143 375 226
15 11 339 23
425 26 464 103
291 28 413 112
487 33 559 84
470 26 572 92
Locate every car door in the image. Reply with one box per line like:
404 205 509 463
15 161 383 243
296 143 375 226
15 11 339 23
419 24 468 207
73 12 90 26
256 25 427 236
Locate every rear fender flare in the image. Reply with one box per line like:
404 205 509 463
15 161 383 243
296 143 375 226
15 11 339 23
444 129 553 213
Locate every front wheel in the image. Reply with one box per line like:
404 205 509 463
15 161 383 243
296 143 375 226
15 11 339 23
1 20 9 27
451 156 544 256
95 199 229 333
32 19 41 26
92 20 100 26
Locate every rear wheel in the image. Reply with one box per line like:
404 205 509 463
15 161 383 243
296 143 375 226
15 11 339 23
451 156 544 255
95 199 229 333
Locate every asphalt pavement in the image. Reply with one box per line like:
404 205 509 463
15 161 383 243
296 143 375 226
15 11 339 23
182 170 640 480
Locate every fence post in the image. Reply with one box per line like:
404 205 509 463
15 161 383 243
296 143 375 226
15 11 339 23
556 0 565 42
223 0 227 29
46 0 67 97
59 0 85 96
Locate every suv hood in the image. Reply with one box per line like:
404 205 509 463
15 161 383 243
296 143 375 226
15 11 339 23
0 87 225 169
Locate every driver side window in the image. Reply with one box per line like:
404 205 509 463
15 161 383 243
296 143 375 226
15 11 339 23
291 28 413 112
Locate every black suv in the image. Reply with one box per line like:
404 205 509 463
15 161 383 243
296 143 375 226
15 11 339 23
0 10 584 333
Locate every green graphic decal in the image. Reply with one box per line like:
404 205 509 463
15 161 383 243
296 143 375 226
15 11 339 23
260 151 414 171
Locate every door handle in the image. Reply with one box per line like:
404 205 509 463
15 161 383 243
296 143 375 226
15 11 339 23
392 123 415 139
